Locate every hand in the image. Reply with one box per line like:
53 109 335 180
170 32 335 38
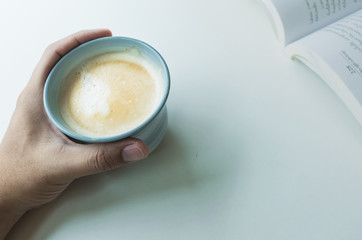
0 29 149 239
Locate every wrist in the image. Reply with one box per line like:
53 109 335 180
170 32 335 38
0 155 27 239
0 199 26 240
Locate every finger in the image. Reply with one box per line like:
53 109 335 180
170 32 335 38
30 29 112 88
63 138 149 179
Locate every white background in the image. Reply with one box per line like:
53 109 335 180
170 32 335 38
1 0 362 239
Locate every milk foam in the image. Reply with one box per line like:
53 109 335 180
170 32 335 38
79 73 110 117
59 49 161 138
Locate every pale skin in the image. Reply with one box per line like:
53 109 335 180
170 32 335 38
0 29 149 239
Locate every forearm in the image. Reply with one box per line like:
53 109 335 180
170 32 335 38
0 150 27 239
0 179 26 239
0 199 25 239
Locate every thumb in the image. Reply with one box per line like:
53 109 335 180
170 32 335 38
67 138 149 179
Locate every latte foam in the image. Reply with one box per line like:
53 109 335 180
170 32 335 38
59 50 160 138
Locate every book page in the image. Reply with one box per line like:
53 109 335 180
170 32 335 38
287 9 362 121
264 0 362 45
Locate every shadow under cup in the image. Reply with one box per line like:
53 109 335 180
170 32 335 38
44 37 170 152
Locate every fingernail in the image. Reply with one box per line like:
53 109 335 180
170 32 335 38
122 144 146 162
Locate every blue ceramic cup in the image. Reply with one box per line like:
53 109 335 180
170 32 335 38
44 37 170 152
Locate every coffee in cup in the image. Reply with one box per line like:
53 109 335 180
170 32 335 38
44 37 170 152
58 49 161 138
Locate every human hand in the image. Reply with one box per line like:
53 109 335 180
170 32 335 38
0 29 149 239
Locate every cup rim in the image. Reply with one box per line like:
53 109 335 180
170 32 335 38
43 36 170 143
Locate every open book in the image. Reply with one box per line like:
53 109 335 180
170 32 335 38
262 0 362 125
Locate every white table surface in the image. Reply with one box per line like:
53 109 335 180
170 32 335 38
2 0 362 239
